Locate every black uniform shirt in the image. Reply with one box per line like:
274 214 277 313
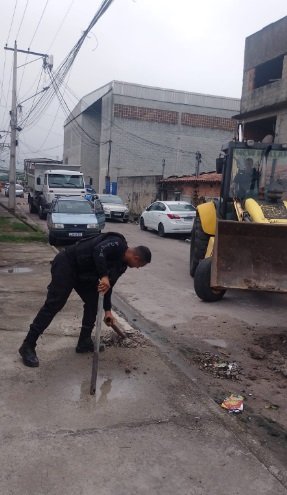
65 232 128 310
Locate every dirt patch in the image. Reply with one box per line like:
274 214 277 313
256 333 287 358
101 327 150 349
175 319 287 469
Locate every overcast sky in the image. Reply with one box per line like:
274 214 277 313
0 0 286 169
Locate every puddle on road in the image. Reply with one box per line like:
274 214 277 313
66 376 138 405
0 267 33 274
203 338 228 349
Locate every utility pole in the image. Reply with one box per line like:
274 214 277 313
8 41 17 211
105 139 112 193
195 151 202 177
4 44 51 212
161 158 166 178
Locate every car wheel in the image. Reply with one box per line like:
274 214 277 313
123 219 128 223
48 233 57 246
140 217 147 231
158 223 165 237
194 257 226 302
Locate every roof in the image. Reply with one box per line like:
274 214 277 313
65 80 240 125
160 172 222 184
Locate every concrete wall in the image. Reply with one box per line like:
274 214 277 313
241 55 287 114
63 114 83 165
80 105 101 190
117 175 162 217
244 16 287 70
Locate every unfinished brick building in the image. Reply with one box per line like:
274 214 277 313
235 15 287 143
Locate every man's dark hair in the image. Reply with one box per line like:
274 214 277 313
134 246 151 263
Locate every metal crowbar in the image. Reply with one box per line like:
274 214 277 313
90 292 104 396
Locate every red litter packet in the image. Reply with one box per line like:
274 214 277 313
221 394 244 413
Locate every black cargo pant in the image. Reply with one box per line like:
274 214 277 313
24 250 99 347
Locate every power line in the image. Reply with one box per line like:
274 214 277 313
15 0 30 40
29 0 50 48
47 0 75 51
18 0 49 94
6 0 18 44
17 0 115 132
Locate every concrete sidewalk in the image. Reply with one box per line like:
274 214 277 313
0 204 286 495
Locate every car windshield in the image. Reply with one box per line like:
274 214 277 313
55 201 93 214
16 185 22 190
168 203 195 211
99 195 123 204
48 174 84 189
230 148 287 202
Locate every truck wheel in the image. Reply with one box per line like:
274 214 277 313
194 257 226 302
39 205 47 220
190 215 210 277
29 200 37 214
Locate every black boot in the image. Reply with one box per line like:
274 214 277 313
76 336 94 353
19 342 39 367
75 338 105 353
76 325 106 353
76 325 94 353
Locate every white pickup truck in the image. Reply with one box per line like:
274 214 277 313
24 159 86 219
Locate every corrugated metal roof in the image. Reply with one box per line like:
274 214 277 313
65 82 113 125
161 172 222 184
113 81 240 111
66 80 240 122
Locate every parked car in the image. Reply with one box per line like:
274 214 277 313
140 200 196 237
97 194 129 222
47 196 105 246
5 183 24 198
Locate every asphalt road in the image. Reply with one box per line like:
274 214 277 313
5 192 287 476
14 194 287 328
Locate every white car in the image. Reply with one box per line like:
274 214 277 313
97 194 129 222
5 183 24 198
140 200 196 237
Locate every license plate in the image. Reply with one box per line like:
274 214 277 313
184 216 193 220
113 212 122 216
69 232 83 237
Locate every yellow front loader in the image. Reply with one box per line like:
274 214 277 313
189 141 287 301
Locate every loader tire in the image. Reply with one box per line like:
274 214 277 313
190 215 210 277
194 257 226 302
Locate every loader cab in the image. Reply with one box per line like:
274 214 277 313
218 141 287 219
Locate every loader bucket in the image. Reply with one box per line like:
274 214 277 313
211 220 287 292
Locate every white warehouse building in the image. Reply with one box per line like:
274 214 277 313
63 80 240 194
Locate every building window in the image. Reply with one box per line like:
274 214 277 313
254 55 284 89
174 191 181 201
244 116 276 142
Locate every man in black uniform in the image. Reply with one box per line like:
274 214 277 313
19 232 151 367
